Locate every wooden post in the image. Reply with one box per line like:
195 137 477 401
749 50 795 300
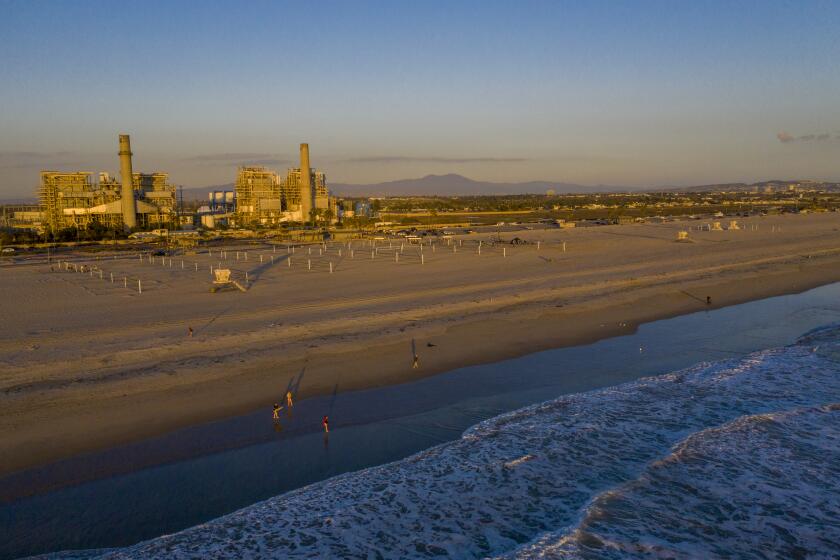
308 259 311 270
124 277 127 288
329 262 333 273
288 257 291 267
563 241 566 252
503 247 506 258
138 279 142 294
111 272 114 283
421 254 425 265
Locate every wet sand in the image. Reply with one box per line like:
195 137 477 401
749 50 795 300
2 213 840 476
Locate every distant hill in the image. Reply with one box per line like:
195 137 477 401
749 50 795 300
329 174 631 196
179 184 234 201
0 197 37 205
114 176 840 204
179 174 630 199
664 180 840 193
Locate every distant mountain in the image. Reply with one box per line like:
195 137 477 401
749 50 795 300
172 176 840 202
329 174 631 196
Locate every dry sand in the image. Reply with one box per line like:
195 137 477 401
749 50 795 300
2 213 840 477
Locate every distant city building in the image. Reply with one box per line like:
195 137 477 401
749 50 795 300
38 137 177 233
234 143 337 226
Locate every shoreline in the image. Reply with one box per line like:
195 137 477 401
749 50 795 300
3 215 840 477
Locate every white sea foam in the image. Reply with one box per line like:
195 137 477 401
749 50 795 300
43 326 840 559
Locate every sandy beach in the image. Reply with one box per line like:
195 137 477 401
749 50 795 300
2 212 840 477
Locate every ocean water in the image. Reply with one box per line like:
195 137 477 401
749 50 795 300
42 324 840 559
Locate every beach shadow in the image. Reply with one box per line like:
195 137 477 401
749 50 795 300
200 303 236 334
679 290 707 304
286 364 306 396
328 382 340 415
244 254 289 286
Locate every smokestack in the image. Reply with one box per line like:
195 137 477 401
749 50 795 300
118 134 137 230
299 143 313 223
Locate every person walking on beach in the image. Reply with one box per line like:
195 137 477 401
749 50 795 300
188 326 194 338
272 403 282 420
322 415 329 433
286 390 294 408
412 353 420 369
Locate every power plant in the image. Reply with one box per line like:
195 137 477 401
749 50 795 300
29 136 340 233
234 143 338 226
118 134 138 229
38 134 177 232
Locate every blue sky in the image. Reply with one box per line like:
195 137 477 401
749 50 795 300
1 0 838 196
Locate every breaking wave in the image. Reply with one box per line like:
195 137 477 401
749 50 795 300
42 325 840 559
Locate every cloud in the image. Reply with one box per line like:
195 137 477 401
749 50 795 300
776 131 795 143
183 153 291 166
777 131 838 144
341 156 531 164
0 150 86 169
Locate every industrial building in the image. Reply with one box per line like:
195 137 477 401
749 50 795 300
38 134 178 232
196 190 235 228
234 143 338 226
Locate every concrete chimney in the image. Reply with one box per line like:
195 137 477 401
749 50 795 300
299 143 313 223
118 134 138 230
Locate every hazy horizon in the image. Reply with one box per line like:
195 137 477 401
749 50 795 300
1 0 839 197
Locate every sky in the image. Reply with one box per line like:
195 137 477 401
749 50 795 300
1 0 839 197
